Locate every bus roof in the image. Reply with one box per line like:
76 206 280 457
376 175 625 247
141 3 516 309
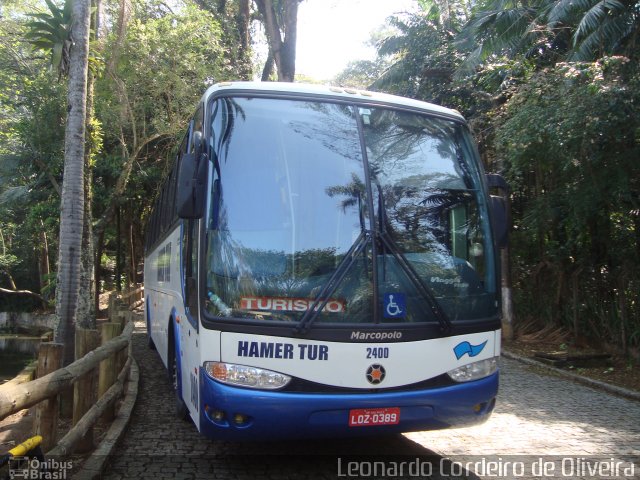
201 81 465 121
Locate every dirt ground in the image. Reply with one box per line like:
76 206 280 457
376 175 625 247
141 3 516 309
505 335 640 393
0 408 33 450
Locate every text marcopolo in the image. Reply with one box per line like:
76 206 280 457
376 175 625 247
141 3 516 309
350 331 402 341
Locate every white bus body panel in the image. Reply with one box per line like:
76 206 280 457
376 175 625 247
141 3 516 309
144 224 203 429
198 330 500 389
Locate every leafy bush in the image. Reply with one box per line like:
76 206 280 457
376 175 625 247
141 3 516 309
496 57 640 351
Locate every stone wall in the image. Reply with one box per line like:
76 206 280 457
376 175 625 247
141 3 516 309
0 312 56 332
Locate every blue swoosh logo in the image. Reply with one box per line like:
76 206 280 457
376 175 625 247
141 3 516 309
453 340 488 360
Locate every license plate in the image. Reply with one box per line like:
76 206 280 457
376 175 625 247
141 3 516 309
348 407 400 427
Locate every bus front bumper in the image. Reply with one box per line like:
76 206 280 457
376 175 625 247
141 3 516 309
198 369 498 441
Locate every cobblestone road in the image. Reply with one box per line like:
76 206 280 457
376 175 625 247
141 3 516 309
101 321 640 479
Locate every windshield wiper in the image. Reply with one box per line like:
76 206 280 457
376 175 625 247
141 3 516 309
375 183 452 334
295 230 369 334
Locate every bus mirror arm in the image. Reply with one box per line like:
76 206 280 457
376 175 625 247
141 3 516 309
177 152 208 219
486 174 509 249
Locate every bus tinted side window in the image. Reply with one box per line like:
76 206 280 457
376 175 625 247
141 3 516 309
180 108 202 324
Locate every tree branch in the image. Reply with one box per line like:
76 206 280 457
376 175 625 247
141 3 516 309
0 287 46 304
255 0 285 80
33 157 62 196
94 132 170 239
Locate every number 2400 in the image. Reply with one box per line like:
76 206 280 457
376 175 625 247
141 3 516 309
366 347 389 359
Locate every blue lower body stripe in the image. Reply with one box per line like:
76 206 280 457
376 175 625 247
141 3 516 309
198 369 498 441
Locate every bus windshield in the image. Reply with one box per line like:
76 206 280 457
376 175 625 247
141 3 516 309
204 96 497 325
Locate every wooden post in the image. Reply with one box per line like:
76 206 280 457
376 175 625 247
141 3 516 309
73 328 100 452
115 313 127 372
108 291 116 311
117 298 128 312
98 323 121 422
0 322 133 421
108 306 116 323
108 292 118 321
33 343 64 452
117 312 127 332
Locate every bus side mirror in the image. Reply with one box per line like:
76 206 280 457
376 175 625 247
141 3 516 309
486 174 509 249
177 151 208 219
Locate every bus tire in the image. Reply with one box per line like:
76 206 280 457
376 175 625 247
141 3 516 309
168 323 189 421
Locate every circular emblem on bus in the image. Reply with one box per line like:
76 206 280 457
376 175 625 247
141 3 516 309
366 364 386 385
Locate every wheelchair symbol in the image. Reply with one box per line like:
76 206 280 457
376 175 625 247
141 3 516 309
386 295 402 316
384 293 406 318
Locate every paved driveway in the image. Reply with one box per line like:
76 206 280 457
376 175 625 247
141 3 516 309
407 358 640 456
101 322 640 479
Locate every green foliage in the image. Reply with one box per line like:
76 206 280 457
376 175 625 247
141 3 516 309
97 1 230 140
351 1 640 354
457 0 640 70
0 4 63 309
2 0 638 358
333 59 390 89
0 253 20 272
547 0 638 60
495 57 640 346
24 0 72 78
370 12 475 112
1 0 246 309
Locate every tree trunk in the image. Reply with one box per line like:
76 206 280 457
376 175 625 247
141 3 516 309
255 0 300 82
0 229 17 291
94 228 105 317
116 205 122 292
77 1 98 328
106 0 130 76
38 220 51 296
129 213 136 285
501 246 514 341
237 0 252 80
279 0 299 82
54 0 91 368
261 51 274 81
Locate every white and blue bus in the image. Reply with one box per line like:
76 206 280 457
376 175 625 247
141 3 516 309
144 82 508 440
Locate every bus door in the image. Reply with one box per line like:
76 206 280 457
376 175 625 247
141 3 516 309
180 106 205 420
181 217 200 419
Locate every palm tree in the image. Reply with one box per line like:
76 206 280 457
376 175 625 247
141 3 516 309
457 0 639 69
456 0 566 72
26 0 94 360
53 0 92 367
547 0 639 60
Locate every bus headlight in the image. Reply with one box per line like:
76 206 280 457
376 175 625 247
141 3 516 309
447 357 498 382
204 361 291 390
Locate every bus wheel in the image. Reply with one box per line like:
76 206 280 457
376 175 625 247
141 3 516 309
169 330 189 420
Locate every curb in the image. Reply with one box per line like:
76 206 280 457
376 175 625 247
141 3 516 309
502 349 640 403
73 358 140 480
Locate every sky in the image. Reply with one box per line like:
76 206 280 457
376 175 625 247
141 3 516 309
295 0 418 81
